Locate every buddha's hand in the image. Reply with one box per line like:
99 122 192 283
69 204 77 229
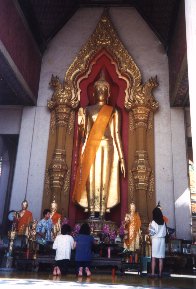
120 158 125 178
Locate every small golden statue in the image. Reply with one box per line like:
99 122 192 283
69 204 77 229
73 71 125 218
145 234 152 257
28 220 38 242
50 200 61 239
123 202 141 252
28 219 38 258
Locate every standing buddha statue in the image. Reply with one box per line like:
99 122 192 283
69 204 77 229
73 71 125 218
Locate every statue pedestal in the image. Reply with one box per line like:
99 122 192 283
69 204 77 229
78 218 118 242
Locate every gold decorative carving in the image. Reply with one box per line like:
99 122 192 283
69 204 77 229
50 111 56 135
125 76 159 111
63 168 70 196
48 75 78 111
65 10 141 101
128 169 135 201
132 151 152 191
129 112 135 131
67 111 75 135
46 75 79 206
126 76 159 227
48 149 67 190
148 112 153 130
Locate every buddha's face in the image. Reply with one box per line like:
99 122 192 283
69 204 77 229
21 201 28 210
51 201 57 213
94 83 109 103
129 203 136 214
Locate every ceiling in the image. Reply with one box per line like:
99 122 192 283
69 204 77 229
18 0 179 53
0 0 183 105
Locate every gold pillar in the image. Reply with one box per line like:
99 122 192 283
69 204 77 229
125 77 159 228
47 75 78 206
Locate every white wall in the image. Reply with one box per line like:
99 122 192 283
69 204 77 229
9 7 190 238
10 106 50 219
171 108 191 239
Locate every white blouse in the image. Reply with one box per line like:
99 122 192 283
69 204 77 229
149 220 166 238
53 234 74 261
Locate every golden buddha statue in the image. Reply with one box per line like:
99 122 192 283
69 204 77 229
73 71 125 218
17 200 33 236
50 200 61 238
123 202 141 252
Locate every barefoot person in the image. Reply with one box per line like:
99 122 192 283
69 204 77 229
53 224 74 275
74 223 94 277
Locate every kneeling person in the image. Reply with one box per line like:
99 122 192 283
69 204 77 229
53 224 74 275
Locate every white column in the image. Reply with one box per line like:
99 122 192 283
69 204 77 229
171 108 191 239
185 1 196 166
10 107 36 211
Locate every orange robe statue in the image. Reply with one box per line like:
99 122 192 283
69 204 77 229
17 200 33 236
124 203 141 252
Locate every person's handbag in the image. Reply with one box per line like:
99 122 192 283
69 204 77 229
149 223 157 236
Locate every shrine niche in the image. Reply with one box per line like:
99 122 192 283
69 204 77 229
42 11 159 228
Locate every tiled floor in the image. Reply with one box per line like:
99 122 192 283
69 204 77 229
0 270 195 289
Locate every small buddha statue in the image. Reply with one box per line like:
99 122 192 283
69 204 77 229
123 202 141 252
50 200 61 238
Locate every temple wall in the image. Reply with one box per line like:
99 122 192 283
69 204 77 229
9 7 191 238
171 108 191 239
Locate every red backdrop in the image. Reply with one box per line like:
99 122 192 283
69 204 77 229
68 51 128 226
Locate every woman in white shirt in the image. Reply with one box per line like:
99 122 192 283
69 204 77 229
149 207 166 277
53 224 74 275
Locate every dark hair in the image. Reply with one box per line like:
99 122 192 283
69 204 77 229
152 207 164 225
43 209 51 217
79 223 90 235
61 224 71 235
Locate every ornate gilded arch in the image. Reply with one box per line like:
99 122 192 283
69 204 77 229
64 11 141 103
43 10 159 226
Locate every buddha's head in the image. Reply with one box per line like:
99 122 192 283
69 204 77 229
94 70 110 103
21 200 28 210
50 200 58 213
129 202 136 214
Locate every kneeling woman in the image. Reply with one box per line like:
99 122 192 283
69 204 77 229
53 224 74 275
74 223 94 277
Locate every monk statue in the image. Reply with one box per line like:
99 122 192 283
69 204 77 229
73 71 125 218
123 202 141 252
17 200 33 236
50 200 61 238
